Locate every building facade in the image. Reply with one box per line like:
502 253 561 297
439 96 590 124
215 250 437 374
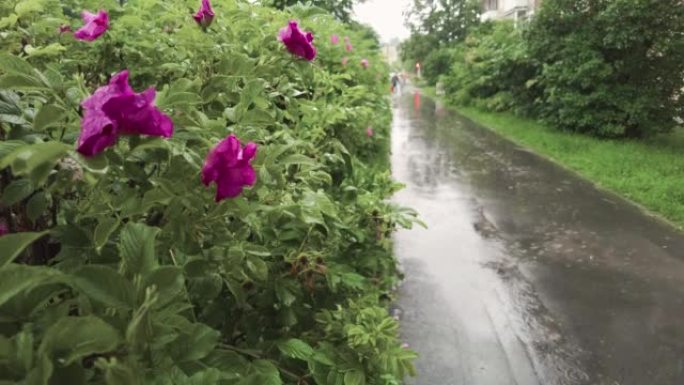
481 0 542 22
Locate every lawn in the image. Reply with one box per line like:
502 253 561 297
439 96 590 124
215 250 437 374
454 106 684 229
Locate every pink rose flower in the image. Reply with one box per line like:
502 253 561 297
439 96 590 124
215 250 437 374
193 0 215 29
77 70 173 157
74 10 109 42
202 135 257 201
278 20 316 61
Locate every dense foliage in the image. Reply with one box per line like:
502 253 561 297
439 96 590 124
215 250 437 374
526 0 684 137
262 0 365 23
399 0 479 82
443 22 538 114
410 0 684 137
0 0 418 384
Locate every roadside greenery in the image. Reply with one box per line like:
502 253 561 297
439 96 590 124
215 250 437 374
406 0 684 138
408 0 684 225
0 0 418 384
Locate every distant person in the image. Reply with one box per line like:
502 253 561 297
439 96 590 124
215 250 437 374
391 73 400 94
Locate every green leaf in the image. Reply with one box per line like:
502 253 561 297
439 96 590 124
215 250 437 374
156 91 202 109
0 74 48 90
25 43 66 58
33 104 65 131
2 179 33 205
72 265 135 310
239 360 282 385
0 264 62 307
119 223 160 278
102 360 142 385
169 323 220 362
93 217 120 252
39 315 122 365
0 53 36 76
277 338 314 360
0 141 70 176
26 191 48 222
282 154 319 168
0 231 48 267
143 266 184 307
343 370 365 385
0 14 18 29
246 257 268 282
15 0 45 17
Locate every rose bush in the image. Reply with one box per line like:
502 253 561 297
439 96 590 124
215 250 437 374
0 0 419 384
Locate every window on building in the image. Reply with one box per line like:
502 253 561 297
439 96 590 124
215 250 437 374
484 0 498 11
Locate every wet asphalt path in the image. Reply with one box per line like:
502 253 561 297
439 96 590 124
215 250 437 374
392 88 684 385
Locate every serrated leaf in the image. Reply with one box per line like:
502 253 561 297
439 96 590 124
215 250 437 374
277 338 314 360
119 223 160 278
282 154 319 168
0 74 48 90
72 265 135 309
33 104 65 131
39 315 122 365
2 179 33 205
15 0 45 17
0 264 62 307
93 217 120 251
169 323 219 362
0 53 36 76
0 14 18 29
0 141 70 176
143 266 184 307
157 91 202 109
25 43 66 58
343 370 365 385
26 191 47 222
0 231 48 268
246 257 268 281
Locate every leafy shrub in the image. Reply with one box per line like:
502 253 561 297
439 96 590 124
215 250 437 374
443 21 538 114
422 47 454 86
526 0 684 137
0 0 418 384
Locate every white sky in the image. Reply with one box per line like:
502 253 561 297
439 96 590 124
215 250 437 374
353 0 412 43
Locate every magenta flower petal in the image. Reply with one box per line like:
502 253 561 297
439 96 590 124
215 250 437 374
366 127 374 137
361 58 369 69
74 10 109 41
202 135 257 202
77 70 174 157
330 34 339 44
102 88 173 138
278 20 316 61
193 0 215 28
77 111 118 157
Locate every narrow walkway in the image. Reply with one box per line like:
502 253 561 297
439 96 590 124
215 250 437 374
392 88 684 385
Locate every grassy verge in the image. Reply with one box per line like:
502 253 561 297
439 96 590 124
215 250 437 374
451 106 684 229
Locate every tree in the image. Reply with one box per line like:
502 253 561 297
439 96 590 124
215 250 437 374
264 0 366 23
400 0 480 81
405 0 480 44
526 0 684 137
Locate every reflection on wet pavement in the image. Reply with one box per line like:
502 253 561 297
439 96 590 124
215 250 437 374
392 89 684 385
